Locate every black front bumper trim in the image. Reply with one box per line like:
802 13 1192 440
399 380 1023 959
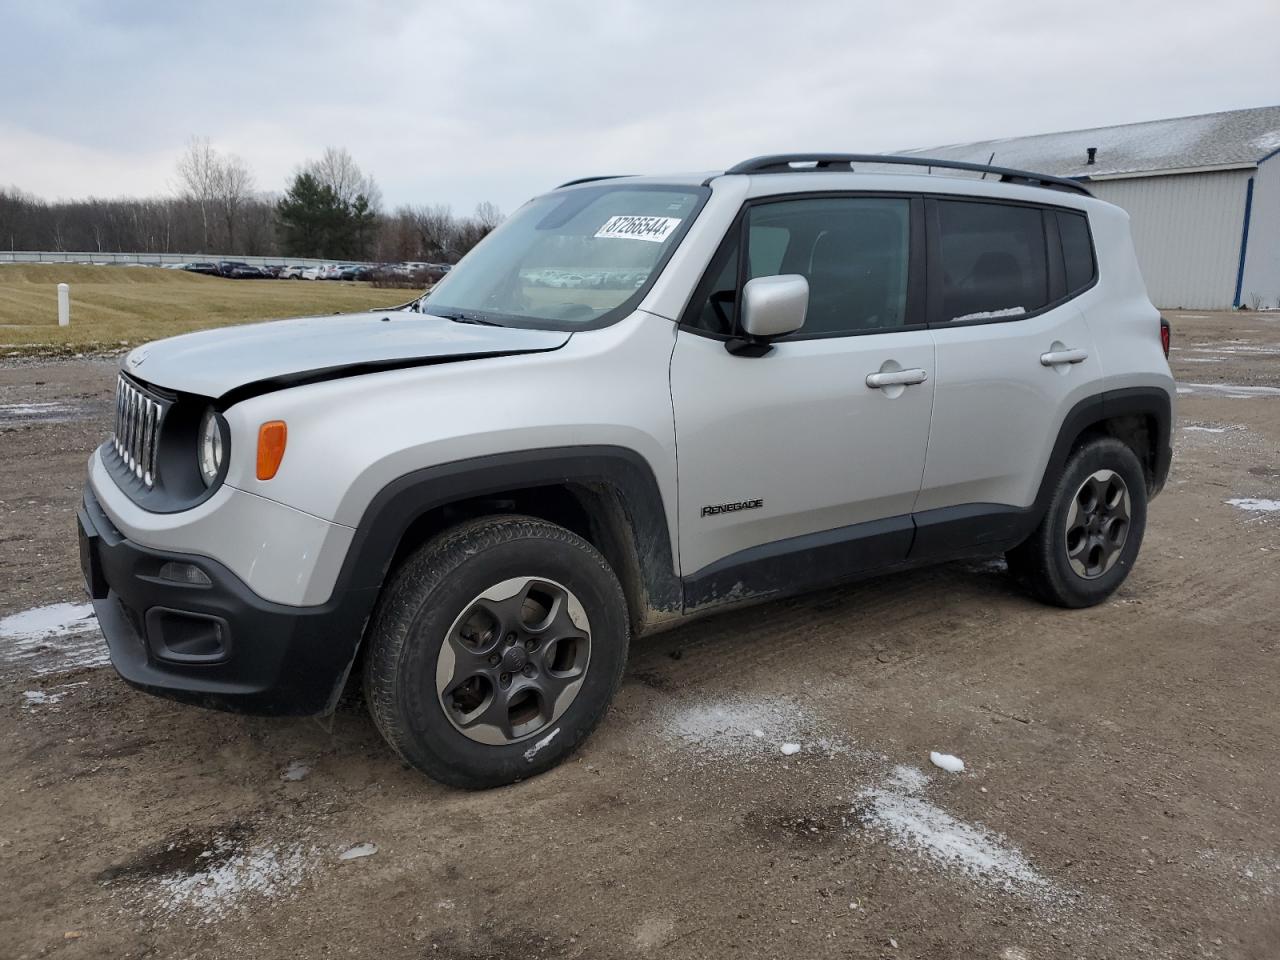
80 485 377 716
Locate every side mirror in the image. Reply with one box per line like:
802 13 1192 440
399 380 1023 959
729 274 808 356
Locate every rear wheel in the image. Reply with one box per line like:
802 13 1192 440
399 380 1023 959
1007 437 1148 608
363 515 629 788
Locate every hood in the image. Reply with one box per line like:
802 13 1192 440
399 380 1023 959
122 311 571 399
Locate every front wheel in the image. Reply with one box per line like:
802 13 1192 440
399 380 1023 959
1006 437 1148 608
363 515 629 788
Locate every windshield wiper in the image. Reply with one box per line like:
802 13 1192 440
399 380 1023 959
428 310 502 327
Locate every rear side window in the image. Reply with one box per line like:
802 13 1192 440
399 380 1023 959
1058 211 1097 294
937 200 1049 322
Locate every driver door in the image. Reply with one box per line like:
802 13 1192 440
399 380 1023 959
670 194 935 607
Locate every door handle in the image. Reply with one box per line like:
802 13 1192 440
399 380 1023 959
1040 348 1088 366
866 368 928 389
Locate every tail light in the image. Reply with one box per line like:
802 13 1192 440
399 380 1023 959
1159 316 1171 358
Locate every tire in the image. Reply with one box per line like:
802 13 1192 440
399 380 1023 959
363 515 629 789
1006 437 1148 608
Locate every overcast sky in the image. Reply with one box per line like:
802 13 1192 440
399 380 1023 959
2 0 1276 215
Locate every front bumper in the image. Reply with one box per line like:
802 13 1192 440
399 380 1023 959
79 485 378 716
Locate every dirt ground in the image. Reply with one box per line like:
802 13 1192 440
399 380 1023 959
1 311 1277 960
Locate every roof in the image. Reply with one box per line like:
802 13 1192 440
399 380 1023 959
899 105 1280 180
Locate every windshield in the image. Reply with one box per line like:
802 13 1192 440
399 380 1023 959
421 184 706 328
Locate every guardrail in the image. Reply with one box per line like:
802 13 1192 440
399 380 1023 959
0 251 384 268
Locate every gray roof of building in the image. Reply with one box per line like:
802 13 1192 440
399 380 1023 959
899 105 1280 180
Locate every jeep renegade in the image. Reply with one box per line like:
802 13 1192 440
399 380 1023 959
79 154 1175 788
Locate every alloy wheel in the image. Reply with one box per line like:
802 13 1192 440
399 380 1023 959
1064 468 1131 579
435 577 591 745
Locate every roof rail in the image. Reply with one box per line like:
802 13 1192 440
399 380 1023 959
556 174 635 188
723 153 1092 196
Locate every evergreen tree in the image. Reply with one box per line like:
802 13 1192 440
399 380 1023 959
276 172 347 258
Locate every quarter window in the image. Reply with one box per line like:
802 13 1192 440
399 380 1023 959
937 200 1049 323
1058 211 1096 294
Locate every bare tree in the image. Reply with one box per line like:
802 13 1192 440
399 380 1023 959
408 203 456 261
215 153 255 253
174 136 222 251
472 201 503 231
307 146 382 211
452 202 504 257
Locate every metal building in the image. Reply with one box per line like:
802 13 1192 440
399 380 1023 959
900 105 1280 310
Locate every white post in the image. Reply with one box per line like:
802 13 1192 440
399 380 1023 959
57 283 70 327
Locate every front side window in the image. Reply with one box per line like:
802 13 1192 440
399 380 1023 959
937 200 1049 322
686 196 912 337
422 185 705 328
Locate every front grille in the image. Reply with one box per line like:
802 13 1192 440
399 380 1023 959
112 375 165 488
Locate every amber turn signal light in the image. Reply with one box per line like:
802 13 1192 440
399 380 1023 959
256 421 287 480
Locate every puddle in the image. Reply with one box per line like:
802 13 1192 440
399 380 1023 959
0 602 107 676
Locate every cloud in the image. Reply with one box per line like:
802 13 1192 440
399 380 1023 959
1 0 1276 212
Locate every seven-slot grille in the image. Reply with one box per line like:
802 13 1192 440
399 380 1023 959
112 375 165 487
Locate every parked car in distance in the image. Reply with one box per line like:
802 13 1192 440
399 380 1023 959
279 265 305 279
335 265 374 281
182 262 220 276
81 153 1174 790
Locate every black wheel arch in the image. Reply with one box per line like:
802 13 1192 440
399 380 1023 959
1031 386 1172 525
332 446 683 642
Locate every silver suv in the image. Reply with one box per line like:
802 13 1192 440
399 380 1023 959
79 154 1175 788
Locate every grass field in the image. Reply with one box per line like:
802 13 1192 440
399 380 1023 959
0 264 419 354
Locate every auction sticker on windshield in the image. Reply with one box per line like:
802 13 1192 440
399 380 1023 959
594 215 682 243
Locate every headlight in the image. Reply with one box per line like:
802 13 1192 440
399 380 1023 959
198 408 226 486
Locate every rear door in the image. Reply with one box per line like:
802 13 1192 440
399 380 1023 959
912 196 1102 558
670 194 935 605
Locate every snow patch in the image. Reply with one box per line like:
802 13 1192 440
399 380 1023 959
338 842 378 861
1176 382 1280 398
780 742 801 756
0 602 107 676
930 751 965 773
857 765 1050 895
1253 129 1280 154
658 695 844 761
21 681 86 708
957 556 1008 574
1226 498 1280 513
0 602 95 643
953 306 1026 322
281 761 311 782
145 841 311 922
1182 425 1226 433
0 400 82 424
